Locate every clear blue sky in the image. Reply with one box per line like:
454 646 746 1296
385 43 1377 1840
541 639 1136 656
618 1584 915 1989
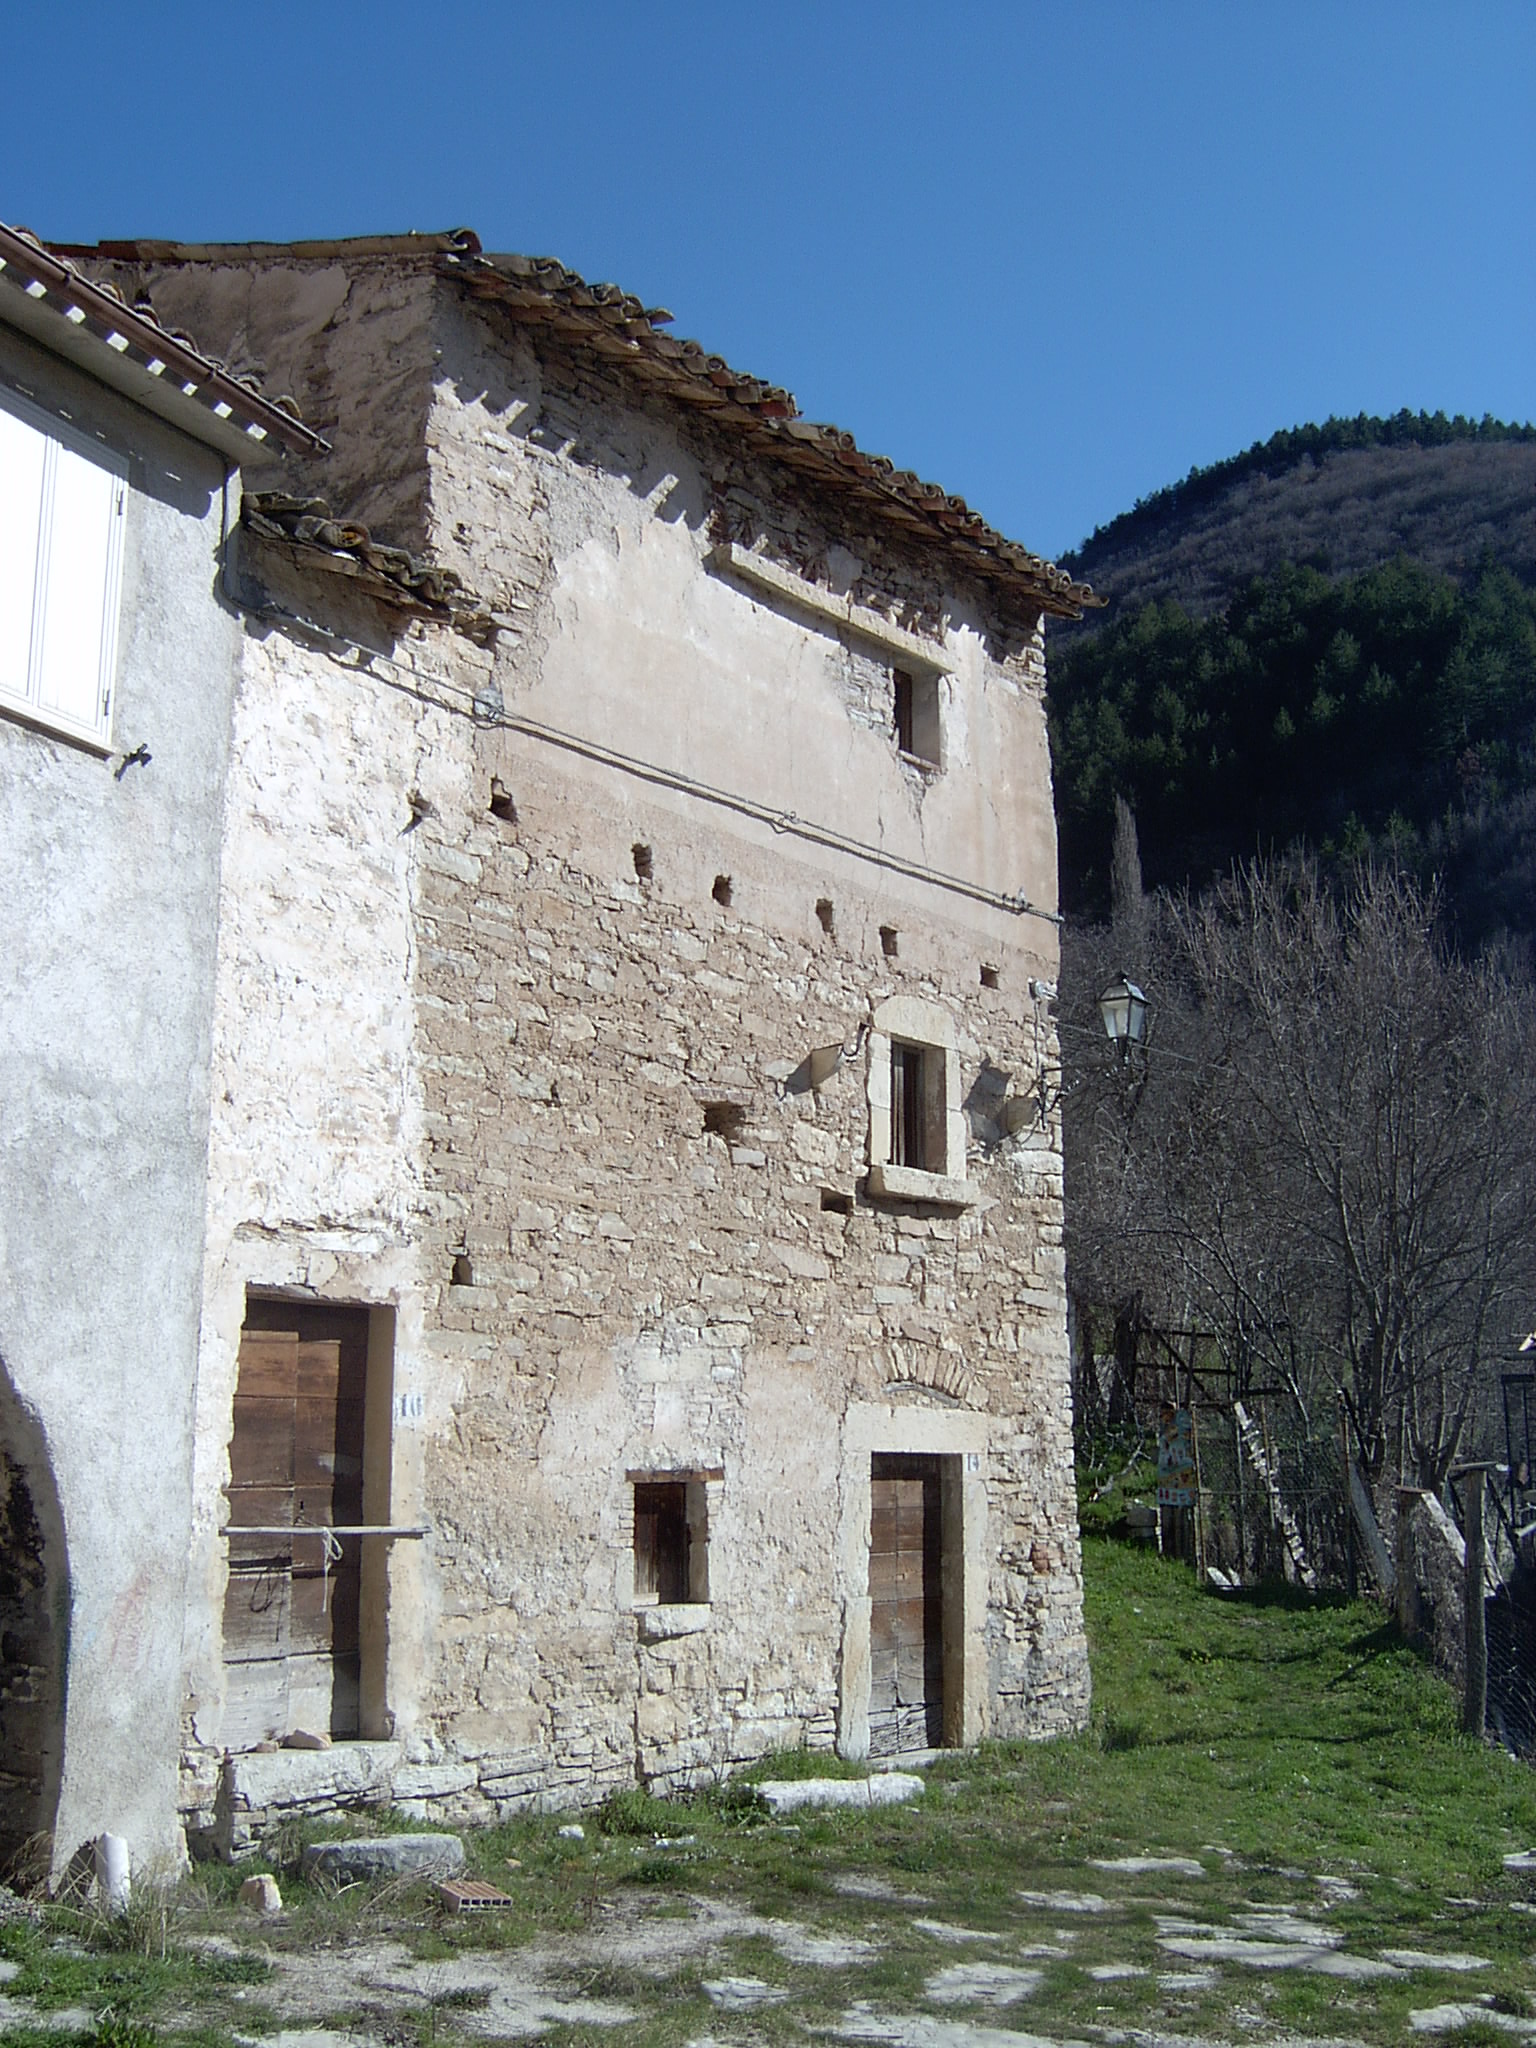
6 1 1531 559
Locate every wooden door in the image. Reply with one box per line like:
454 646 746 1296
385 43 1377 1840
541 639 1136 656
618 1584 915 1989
223 1302 367 1744
868 1454 944 1753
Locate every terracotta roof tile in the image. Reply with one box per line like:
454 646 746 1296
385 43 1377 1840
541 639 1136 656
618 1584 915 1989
447 241 1096 614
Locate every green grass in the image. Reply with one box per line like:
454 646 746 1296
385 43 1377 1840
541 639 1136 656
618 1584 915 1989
4 1533 1534 2047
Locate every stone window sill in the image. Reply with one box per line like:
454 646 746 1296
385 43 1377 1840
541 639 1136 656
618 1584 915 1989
867 1162 978 1210
635 1602 712 1643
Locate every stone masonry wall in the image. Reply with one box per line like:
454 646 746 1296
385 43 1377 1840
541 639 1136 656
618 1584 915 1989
404 734 1087 1808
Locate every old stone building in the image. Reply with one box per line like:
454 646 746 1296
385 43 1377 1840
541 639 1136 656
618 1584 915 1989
63 230 1095 1853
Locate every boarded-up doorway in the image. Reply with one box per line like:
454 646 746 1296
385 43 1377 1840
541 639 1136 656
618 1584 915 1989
222 1299 372 1745
869 1453 944 1754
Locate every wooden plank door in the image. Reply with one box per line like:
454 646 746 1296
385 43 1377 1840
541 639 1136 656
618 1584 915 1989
223 1303 368 1743
223 1330 297 1746
868 1454 944 1754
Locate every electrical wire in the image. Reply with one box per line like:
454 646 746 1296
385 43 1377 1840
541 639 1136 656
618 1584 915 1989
241 591 1062 926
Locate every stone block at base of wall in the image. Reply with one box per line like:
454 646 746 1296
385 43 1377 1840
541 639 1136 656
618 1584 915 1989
208 1706 1088 1854
216 1742 403 1858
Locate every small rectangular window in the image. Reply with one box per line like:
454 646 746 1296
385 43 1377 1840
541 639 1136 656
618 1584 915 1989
892 665 941 768
633 1479 708 1604
891 1039 940 1172
893 667 915 755
0 388 125 749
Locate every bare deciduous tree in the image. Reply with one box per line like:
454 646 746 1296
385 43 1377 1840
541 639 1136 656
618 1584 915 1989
1064 852 1536 1499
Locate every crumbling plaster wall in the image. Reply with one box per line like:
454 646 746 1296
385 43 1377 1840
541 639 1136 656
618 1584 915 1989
180 256 1088 1836
0 328 241 1874
83 253 441 547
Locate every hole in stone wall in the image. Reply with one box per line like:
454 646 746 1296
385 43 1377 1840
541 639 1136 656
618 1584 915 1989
489 779 517 824
701 1101 747 1142
880 926 899 959
712 874 733 907
980 964 1000 990
815 898 836 938
820 1188 854 1216
451 1252 474 1287
632 843 653 882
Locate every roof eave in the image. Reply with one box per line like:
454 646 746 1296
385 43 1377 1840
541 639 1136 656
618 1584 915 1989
1 226 326 465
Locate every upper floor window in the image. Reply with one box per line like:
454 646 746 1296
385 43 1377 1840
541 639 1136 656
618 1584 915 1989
866 994 977 1207
892 664 941 768
890 1039 942 1172
0 388 126 750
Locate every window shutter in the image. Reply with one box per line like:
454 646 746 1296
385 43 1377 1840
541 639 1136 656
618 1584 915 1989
36 439 121 733
0 389 126 746
0 403 46 703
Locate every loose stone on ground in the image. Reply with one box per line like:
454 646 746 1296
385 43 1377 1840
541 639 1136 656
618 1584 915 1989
701 1974 789 2011
757 1772 925 1813
301 1833 465 1881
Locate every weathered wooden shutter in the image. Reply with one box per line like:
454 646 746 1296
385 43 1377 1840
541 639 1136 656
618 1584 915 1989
634 1482 689 1604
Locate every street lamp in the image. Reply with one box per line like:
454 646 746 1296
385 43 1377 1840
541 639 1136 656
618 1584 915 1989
1097 975 1149 1059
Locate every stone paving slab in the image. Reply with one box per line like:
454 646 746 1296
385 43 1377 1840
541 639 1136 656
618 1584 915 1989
1091 1853 1206 1877
923 1960 1044 2006
702 1973 788 2011
1379 1947 1492 1972
912 1918 1002 1943
234 2033 374 2048
831 2007 1092 2045
1017 1888 1113 1913
1409 2002 1536 2036
1158 1932 1402 1978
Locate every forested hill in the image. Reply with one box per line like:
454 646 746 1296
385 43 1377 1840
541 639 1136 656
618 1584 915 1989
1057 414 1536 632
1047 414 1536 942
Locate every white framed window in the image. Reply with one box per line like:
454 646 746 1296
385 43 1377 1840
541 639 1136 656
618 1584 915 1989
0 386 126 751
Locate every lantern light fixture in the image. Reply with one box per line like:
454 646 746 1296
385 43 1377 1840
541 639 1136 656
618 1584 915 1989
1097 974 1149 1058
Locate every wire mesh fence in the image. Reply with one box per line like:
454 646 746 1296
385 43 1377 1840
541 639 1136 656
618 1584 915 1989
1075 1326 1536 1759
